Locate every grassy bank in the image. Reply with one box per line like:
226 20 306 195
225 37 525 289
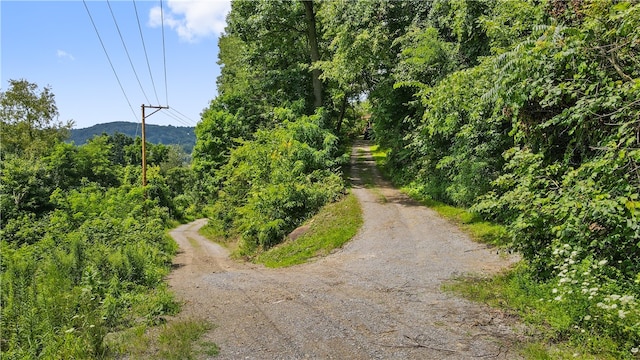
256 191 362 268
199 189 363 268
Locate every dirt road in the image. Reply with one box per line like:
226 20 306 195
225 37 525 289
168 141 524 359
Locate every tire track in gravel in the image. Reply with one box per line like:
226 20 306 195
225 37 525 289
167 140 527 359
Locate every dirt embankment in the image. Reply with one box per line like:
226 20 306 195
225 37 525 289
167 141 525 359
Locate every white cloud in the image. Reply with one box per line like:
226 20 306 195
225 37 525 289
149 0 231 43
56 49 75 61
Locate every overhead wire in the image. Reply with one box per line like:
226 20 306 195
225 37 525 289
106 0 151 105
132 0 161 106
168 107 197 125
85 0 194 129
163 109 192 127
82 0 138 122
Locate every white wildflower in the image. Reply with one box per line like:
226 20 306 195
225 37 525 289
620 295 635 305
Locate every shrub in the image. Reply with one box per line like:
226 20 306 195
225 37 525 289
210 109 345 254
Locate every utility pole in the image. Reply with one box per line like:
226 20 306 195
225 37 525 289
141 104 169 187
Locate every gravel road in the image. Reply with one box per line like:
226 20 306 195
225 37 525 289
167 141 525 359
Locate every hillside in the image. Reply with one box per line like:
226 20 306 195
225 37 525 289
70 121 196 153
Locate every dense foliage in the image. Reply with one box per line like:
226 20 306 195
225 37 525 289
210 109 345 254
1 80 199 358
192 0 357 255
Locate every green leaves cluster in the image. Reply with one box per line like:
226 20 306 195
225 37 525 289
209 110 345 254
0 79 72 157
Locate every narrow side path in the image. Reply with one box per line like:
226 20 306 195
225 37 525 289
166 141 525 359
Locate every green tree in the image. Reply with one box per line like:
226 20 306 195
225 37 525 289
105 132 135 166
211 109 344 252
316 0 431 140
224 0 315 114
0 155 53 221
192 108 247 175
0 79 73 157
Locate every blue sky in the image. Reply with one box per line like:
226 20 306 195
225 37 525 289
1 0 231 129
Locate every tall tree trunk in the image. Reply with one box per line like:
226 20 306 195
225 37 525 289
335 94 348 134
303 0 322 109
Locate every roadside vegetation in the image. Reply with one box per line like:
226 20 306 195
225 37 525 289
0 80 204 358
107 318 217 359
358 2 638 357
375 144 632 358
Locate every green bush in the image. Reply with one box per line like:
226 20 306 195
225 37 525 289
210 108 345 254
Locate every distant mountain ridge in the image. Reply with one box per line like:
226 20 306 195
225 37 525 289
70 121 196 153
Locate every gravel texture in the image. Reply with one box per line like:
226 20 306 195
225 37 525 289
167 141 526 359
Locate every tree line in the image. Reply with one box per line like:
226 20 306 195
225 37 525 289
69 121 196 154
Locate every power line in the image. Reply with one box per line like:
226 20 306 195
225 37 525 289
168 107 197 125
160 0 169 106
164 109 192 127
132 0 161 105
106 0 151 105
82 0 138 122
86 0 188 130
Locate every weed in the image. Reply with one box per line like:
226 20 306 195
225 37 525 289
158 319 212 360
106 319 216 359
200 341 221 356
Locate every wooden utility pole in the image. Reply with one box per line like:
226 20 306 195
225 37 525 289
141 104 169 186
